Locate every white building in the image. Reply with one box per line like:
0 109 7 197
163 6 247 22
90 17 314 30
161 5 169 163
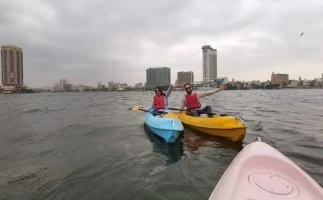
202 45 217 81
51 83 62 92
315 78 322 84
134 83 143 89
303 80 311 87
288 80 299 88
72 85 85 91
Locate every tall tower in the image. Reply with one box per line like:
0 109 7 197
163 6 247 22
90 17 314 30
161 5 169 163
177 71 194 86
145 67 171 89
202 45 217 81
1 45 24 88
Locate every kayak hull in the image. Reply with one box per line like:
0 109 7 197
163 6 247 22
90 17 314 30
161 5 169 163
144 111 184 143
178 112 247 142
184 125 246 142
209 138 323 200
145 126 180 143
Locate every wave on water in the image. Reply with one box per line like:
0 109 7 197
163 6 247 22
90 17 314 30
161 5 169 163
1 90 323 199
23 108 66 113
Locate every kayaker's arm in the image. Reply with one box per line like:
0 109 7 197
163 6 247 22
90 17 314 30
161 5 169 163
144 102 154 111
179 96 186 110
165 84 173 98
198 86 226 98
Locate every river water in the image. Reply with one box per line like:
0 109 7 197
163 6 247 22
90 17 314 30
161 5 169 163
0 89 322 200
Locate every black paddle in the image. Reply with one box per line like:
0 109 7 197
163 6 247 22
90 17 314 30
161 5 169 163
167 107 228 116
128 105 169 115
142 109 169 115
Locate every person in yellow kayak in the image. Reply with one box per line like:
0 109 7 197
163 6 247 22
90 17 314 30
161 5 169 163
180 83 226 117
141 84 174 115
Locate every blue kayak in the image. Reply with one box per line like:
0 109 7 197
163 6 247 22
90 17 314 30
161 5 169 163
144 111 184 143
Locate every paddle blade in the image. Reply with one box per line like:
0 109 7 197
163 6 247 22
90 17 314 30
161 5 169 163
128 105 140 111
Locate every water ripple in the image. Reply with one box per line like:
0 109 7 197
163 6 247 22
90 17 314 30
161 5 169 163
0 90 322 199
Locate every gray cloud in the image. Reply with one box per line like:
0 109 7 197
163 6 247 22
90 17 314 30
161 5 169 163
1 0 323 87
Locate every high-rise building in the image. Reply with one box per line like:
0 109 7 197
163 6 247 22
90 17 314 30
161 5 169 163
134 83 143 88
146 67 171 89
177 71 194 87
271 72 289 87
1 45 23 88
60 79 67 90
202 45 217 81
108 81 117 90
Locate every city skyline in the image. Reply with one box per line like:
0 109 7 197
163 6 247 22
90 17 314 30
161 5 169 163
1 0 323 87
50 71 322 89
1 42 321 89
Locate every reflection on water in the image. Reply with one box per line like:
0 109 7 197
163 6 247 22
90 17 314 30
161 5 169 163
144 124 184 165
143 123 244 166
183 126 244 153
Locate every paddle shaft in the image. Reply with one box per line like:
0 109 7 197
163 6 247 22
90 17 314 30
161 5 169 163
128 105 168 115
139 108 168 115
167 107 226 116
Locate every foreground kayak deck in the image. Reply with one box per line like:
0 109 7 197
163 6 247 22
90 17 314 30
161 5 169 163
178 112 247 142
144 111 184 143
209 138 323 200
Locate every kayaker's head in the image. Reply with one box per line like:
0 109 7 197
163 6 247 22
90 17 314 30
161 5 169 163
154 87 164 96
184 83 193 95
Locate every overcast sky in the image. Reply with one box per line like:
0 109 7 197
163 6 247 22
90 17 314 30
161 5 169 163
1 0 323 87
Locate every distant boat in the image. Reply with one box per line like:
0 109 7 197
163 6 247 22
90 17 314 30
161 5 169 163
1 86 16 94
2 90 13 94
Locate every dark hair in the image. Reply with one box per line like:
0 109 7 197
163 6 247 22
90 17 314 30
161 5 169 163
155 87 165 95
183 83 192 88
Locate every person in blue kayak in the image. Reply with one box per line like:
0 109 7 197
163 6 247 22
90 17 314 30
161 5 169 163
180 83 226 117
141 84 174 115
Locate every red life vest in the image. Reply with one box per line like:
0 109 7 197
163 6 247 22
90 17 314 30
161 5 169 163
185 93 201 109
153 95 165 110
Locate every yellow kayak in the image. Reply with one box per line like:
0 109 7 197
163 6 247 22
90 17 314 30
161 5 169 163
178 112 247 142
